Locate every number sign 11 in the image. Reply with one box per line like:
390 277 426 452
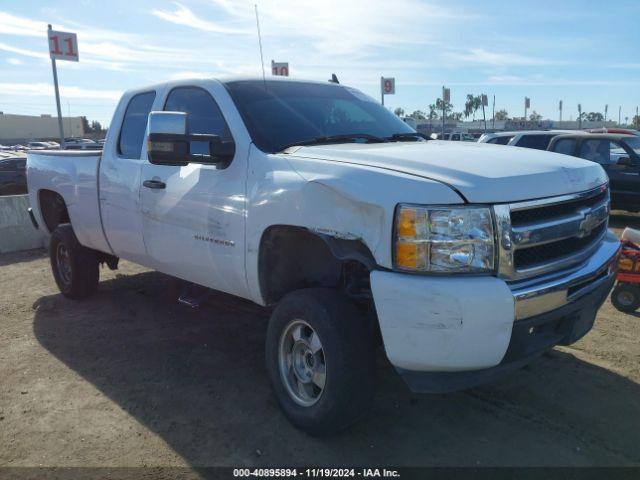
49 30 79 62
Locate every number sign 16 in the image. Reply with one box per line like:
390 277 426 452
49 30 79 62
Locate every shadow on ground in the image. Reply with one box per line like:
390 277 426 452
0 248 46 267
32 271 640 467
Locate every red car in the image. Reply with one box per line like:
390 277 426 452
586 128 640 136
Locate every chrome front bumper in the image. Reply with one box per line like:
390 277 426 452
511 230 620 320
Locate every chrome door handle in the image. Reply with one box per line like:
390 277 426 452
143 180 166 189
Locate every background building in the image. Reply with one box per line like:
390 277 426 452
0 113 84 144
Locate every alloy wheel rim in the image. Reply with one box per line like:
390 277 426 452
278 319 326 407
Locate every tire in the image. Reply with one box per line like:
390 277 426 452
265 288 375 436
611 283 640 313
49 224 99 299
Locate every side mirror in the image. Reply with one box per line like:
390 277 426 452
147 111 189 166
147 111 235 166
617 155 633 167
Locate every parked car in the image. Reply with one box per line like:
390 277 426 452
63 138 101 150
478 130 573 149
27 141 50 150
0 152 27 195
548 133 640 211
441 132 475 141
27 77 619 434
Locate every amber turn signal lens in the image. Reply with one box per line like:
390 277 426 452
397 208 417 237
396 241 418 269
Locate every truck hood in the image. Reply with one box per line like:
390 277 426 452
287 141 608 203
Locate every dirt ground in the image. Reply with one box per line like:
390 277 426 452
1 213 639 471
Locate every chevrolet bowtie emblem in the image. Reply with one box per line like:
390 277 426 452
577 209 599 237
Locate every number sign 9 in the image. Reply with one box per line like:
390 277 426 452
381 77 395 95
49 30 79 62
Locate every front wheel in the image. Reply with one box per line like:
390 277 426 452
265 288 375 436
50 224 99 299
611 283 640 313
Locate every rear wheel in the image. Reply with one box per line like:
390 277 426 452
50 224 99 299
266 288 375 436
611 283 640 313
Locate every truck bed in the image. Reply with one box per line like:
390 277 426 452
27 150 110 253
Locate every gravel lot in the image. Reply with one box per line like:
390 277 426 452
1 213 639 471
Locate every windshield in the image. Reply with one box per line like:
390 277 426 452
623 136 640 155
224 80 415 153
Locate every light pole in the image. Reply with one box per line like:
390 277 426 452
619 105 622 126
48 24 65 147
578 104 582 130
492 94 495 131
442 86 450 137
559 100 563 122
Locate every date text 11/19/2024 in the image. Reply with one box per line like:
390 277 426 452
232 468 401 478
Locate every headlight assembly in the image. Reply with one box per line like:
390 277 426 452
394 205 495 273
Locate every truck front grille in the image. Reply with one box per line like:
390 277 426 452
510 189 608 227
494 185 610 281
514 222 607 269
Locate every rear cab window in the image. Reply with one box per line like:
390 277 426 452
488 136 512 145
551 138 577 155
516 134 553 150
118 91 156 159
578 139 613 165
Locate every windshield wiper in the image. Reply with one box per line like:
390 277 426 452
280 133 387 151
385 132 430 142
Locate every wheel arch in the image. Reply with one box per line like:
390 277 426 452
257 225 377 306
38 189 70 234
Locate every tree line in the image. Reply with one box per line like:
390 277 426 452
392 95 624 124
393 94 509 123
80 116 107 134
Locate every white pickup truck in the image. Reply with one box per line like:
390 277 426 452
27 77 620 435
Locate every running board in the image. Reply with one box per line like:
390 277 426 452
177 282 210 309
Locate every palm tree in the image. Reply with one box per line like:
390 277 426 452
464 95 483 120
394 107 405 117
464 94 474 119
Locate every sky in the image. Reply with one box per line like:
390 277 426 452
1 0 639 128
